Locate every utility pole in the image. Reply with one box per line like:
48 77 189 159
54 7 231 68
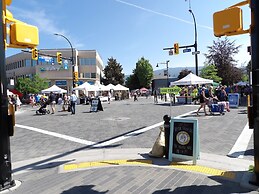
157 60 170 87
0 0 15 190
251 0 259 184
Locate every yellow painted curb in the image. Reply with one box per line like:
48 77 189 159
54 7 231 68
170 162 236 179
63 159 152 171
63 159 236 180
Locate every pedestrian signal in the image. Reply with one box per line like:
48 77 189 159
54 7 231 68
31 48 38 60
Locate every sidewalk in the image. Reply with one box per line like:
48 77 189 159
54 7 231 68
2 148 259 194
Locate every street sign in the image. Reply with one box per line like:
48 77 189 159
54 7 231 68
192 51 200 55
169 49 174 55
183 48 191 53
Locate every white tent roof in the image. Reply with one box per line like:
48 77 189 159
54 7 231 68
73 82 99 91
170 73 213 86
114 84 129 91
235 81 248 86
7 89 13 95
41 85 67 93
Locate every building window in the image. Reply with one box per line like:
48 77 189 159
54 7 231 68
79 58 96 66
84 73 90 78
91 73 96 78
25 59 31 67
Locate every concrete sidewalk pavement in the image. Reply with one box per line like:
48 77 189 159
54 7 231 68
2 148 258 194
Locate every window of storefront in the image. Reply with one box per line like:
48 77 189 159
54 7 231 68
79 58 96 66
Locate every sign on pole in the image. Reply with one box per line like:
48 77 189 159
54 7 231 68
192 51 200 55
183 48 191 53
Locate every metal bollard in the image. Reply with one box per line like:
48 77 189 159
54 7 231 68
163 115 171 159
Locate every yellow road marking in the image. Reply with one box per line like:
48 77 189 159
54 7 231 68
170 162 236 179
63 159 236 179
63 159 152 171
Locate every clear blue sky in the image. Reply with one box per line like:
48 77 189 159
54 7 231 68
6 0 251 75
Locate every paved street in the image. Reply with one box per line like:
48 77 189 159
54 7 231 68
3 97 258 193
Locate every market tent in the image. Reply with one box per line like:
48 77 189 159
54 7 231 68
73 82 91 90
114 84 129 91
7 89 13 95
41 85 67 93
107 83 116 90
74 82 99 91
235 81 248 86
170 73 213 86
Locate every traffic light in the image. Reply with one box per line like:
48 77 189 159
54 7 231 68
174 43 179 55
31 48 38 60
57 52 62 64
73 71 78 82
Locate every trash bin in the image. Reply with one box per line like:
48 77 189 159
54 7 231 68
163 115 171 159
248 105 254 129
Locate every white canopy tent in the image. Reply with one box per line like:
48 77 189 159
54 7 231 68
235 81 248 86
7 89 13 95
41 85 67 93
114 84 129 91
170 73 213 86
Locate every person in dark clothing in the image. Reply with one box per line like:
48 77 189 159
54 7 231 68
196 87 208 116
49 92 56 114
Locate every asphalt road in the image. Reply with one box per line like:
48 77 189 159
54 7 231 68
10 96 252 164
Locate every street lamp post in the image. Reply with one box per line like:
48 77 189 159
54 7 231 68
54 33 76 88
157 60 170 87
189 9 199 76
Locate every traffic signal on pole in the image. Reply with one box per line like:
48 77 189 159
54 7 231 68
57 52 62 64
73 71 78 82
174 43 179 55
31 48 38 60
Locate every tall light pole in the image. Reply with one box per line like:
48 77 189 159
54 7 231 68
54 33 76 88
189 7 199 75
157 60 170 87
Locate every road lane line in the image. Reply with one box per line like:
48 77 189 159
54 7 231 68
227 123 253 158
15 109 197 147
93 122 164 148
15 124 96 145
93 109 197 147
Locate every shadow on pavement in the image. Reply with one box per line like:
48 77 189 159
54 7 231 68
61 185 108 194
12 126 146 173
153 173 255 194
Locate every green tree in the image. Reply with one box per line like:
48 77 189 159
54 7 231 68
102 57 124 85
178 68 192 80
205 37 242 85
135 57 153 88
125 72 140 90
15 74 48 94
200 64 222 83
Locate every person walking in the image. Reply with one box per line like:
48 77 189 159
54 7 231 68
49 92 56 114
196 87 209 116
70 91 77 115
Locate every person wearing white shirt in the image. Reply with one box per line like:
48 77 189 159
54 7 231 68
70 91 77 114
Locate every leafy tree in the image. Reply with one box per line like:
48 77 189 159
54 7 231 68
200 64 222 83
178 68 192 80
102 57 124 85
125 57 153 90
135 57 153 88
15 74 48 94
205 37 242 85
